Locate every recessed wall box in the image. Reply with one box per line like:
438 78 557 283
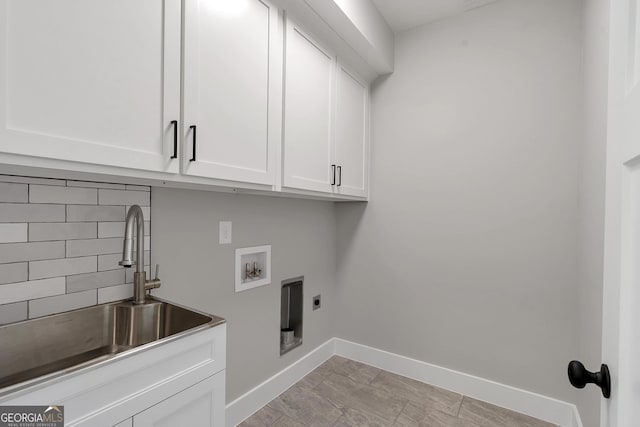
281 277 303 355
235 245 271 292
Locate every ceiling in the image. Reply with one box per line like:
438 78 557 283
371 0 500 33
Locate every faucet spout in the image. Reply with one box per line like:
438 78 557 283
119 205 145 271
120 205 158 304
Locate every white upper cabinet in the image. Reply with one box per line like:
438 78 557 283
282 18 336 194
0 1 370 199
0 0 181 173
282 19 369 198
182 0 279 186
334 61 369 198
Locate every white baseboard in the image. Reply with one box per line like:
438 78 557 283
225 338 335 427
334 338 580 427
226 337 583 427
570 406 584 427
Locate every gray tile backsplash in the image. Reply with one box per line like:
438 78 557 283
29 185 98 205
66 238 122 257
0 263 27 285
0 277 66 305
0 223 27 243
99 188 150 206
0 175 151 324
29 256 97 280
0 203 66 222
66 205 125 222
0 241 66 264
28 289 97 318
0 302 27 324
66 270 125 293
0 183 28 203
29 222 97 242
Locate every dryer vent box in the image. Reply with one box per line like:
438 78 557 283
281 277 303 355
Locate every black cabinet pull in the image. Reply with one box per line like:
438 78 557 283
568 360 611 398
189 125 197 162
337 166 342 187
331 165 336 186
170 120 178 159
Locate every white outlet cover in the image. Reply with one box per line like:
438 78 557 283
219 221 232 244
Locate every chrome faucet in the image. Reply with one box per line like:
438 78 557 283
119 205 160 304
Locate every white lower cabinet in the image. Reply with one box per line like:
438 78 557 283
114 419 133 427
133 372 225 427
112 373 224 427
0 324 227 427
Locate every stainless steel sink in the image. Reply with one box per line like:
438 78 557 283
0 297 224 395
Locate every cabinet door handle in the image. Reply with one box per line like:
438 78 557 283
331 165 336 186
189 125 197 162
170 120 178 159
337 166 342 187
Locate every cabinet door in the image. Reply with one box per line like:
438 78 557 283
0 0 181 173
133 371 225 427
282 19 336 194
334 62 369 198
182 0 279 185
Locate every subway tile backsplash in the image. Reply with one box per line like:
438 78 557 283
29 185 98 205
0 183 28 203
0 263 27 285
0 223 27 243
0 203 66 222
0 175 152 324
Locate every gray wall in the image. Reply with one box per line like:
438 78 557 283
150 188 337 402
150 0 594 410
577 0 609 424
335 0 582 402
0 174 151 323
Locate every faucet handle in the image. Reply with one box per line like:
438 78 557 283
144 263 162 293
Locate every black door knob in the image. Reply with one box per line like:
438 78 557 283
568 360 611 398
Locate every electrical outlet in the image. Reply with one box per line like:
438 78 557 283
219 221 232 244
312 295 321 310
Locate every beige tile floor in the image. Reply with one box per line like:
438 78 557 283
239 356 557 427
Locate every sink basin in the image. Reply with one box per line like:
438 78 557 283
0 297 224 394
